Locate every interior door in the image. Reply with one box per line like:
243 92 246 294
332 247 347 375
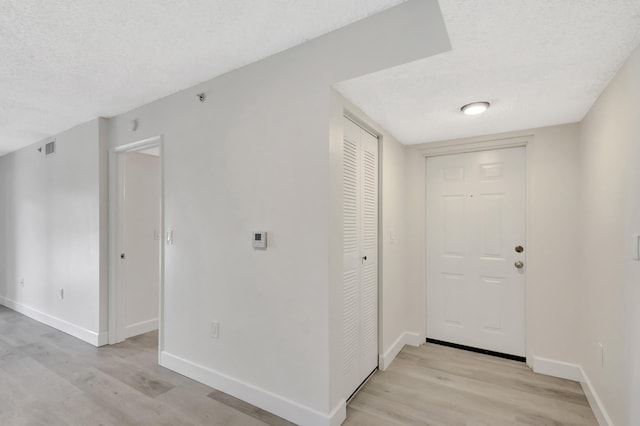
343 117 378 398
426 147 526 356
122 151 161 339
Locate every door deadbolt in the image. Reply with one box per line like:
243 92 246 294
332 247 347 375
515 245 524 253
514 260 524 269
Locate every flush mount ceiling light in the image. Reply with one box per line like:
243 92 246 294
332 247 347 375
460 101 490 115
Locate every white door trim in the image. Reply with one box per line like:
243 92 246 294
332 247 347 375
423 136 532 363
108 135 165 352
419 135 530 158
343 112 379 139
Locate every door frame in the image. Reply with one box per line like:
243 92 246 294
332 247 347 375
421 135 532 363
108 135 165 352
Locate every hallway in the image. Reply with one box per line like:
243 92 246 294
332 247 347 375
345 343 597 425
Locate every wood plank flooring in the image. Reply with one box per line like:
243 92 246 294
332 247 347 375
1 305 597 425
345 343 598 426
0 305 292 426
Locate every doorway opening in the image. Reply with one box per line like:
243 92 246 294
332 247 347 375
109 137 164 355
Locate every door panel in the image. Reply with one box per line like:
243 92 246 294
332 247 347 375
426 148 526 356
122 152 161 339
359 130 378 373
443 195 467 255
343 117 378 398
342 125 361 393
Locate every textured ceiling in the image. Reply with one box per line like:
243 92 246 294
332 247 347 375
5 1 640 154
0 0 405 155
335 0 640 144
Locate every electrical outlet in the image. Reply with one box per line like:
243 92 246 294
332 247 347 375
210 321 219 339
60 289 64 300
598 342 604 367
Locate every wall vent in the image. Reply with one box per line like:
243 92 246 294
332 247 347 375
45 140 55 156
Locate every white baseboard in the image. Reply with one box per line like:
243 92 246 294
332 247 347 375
532 356 612 426
125 318 158 338
580 368 613 426
329 399 346 426
160 351 344 426
0 297 102 347
532 356 583 382
97 331 110 347
379 331 423 371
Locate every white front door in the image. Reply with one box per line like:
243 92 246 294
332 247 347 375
426 147 526 357
343 117 378 398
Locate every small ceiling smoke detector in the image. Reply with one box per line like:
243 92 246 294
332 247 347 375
461 101 490 115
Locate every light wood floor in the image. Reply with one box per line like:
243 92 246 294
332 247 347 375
345 344 598 426
0 305 293 426
1 305 597 425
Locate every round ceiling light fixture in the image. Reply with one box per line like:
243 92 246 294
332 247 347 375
460 101 490 115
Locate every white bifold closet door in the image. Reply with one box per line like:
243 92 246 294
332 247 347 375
343 117 378 399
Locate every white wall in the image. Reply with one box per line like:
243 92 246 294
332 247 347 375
123 152 160 338
406 123 583 366
525 124 581 365
379 119 409 352
0 119 107 345
106 2 450 424
578 44 640 426
404 145 427 342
